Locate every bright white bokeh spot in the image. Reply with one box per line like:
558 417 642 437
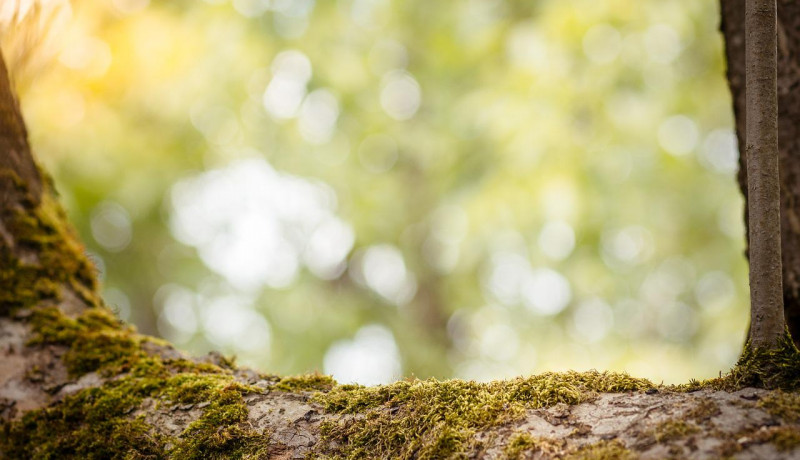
484 251 530 306
571 298 614 343
360 244 417 305
263 50 312 119
538 220 575 261
658 115 699 156
323 324 401 385
170 157 354 290
520 268 572 315
643 24 682 64
601 226 653 268
303 217 355 279
583 24 621 64
479 323 519 362
299 89 340 144
59 36 112 77
506 24 548 71
695 271 735 313
701 129 739 174
155 284 198 345
380 70 422 120
200 295 271 353
91 201 133 252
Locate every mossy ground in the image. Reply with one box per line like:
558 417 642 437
676 332 800 392
1 306 271 459
3 169 800 459
502 432 562 459
4 304 800 459
563 440 635 460
312 371 652 459
650 420 700 443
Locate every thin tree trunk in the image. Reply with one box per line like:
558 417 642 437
744 0 785 348
722 0 800 347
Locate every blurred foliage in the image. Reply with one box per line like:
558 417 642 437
15 0 747 384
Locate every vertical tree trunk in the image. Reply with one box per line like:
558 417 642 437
744 0 785 348
721 0 799 346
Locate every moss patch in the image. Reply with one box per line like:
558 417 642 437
503 432 538 459
314 371 652 459
685 399 721 424
2 369 269 459
168 380 270 459
563 440 634 460
0 176 99 316
1 304 273 459
502 432 562 459
28 306 143 376
650 420 699 443
677 333 800 392
768 426 800 451
275 372 336 393
758 391 800 423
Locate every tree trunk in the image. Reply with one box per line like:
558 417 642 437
721 0 800 347
744 0 785 348
2 23 800 460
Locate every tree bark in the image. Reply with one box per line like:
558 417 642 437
2 22 800 460
744 0 785 348
721 0 800 346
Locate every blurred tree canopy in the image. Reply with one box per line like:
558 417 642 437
19 0 746 384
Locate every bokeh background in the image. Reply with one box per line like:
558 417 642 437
14 0 747 385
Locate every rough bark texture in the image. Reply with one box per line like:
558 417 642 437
722 0 800 346
2 20 800 460
744 0 785 348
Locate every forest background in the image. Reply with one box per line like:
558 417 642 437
13 0 745 385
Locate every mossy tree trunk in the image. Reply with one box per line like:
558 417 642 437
2 23 800 460
721 0 800 347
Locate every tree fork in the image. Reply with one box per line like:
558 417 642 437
745 0 785 348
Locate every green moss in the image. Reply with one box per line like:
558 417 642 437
676 333 800 392
314 371 652 459
685 399 720 424
275 373 336 392
768 426 800 451
758 391 800 423
28 306 144 376
1 180 100 316
650 420 699 443
2 357 269 458
2 375 169 459
2 302 275 459
502 432 562 459
503 432 538 459
169 380 269 459
563 440 634 460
